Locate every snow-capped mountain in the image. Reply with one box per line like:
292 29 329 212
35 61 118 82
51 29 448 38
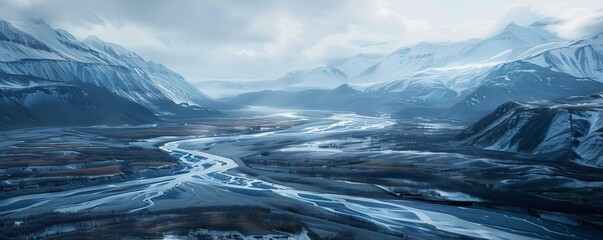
0 18 220 117
526 31 603 82
312 22 567 110
198 54 383 98
279 54 385 89
363 23 603 119
226 48 603 119
354 22 560 85
213 20 603 124
227 84 379 113
0 72 158 130
83 36 213 106
0 19 103 63
207 22 580 107
367 78 458 106
446 61 603 118
458 93 603 167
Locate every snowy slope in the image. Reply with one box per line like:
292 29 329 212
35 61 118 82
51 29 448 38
345 23 564 108
526 31 603 82
459 93 603 167
206 22 564 100
353 39 480 84
354 22 560 86
198 54 383 98
212 21 603 121
271 53 384 89
367 78 458 105
365 63 495 107
448 61 603 118
0 19 64 61
10 19 106 63
0 73 158 130
0 18 220 116
227 84 384 112
83 36 213 105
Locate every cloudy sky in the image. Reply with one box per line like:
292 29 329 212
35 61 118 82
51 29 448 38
1 0 602 82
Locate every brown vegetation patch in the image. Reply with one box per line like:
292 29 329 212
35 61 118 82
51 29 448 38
0 206 307 239
127 161 176 167
39 165 123 177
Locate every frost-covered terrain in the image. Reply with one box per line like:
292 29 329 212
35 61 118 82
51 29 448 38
526 31 603 82
459 93 603 167
2 110 601 239
0 81 158 129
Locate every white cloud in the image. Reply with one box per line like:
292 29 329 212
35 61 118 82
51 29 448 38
67 23 166 50
301 1 431 66
0 0 602 81
548 8 603 39
263 17 304 57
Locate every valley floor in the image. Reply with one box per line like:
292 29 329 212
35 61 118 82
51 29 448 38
0 108 602 239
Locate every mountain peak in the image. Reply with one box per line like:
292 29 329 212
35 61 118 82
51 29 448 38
335 83 352 89
84 35 103 43
504 21 519 29
0 18 52 51
31 18 50 26
84 35 130 53
331 83 360 94
488 21 558 45
502 21 528 33
55 29 77 41
84 35 118 51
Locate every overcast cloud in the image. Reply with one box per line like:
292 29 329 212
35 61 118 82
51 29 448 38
1 0 602 82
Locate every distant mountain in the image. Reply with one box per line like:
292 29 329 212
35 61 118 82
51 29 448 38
227 83 454 114
526 31 603 82
232 61 603 119
232 57 603 121
367 78 458 106
228 84 385 114
353 23 564 109
458 93 603 167
198 54 383 98
286 53 384 89
0 18 222 118
444 61 603 119
227 84 359 109
221 22 603 123
353 22 560 85
224 23 572 110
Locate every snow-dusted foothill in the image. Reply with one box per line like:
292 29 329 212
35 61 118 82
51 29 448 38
459 93 603 167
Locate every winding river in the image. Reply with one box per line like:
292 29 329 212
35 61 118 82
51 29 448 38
0 112 596 239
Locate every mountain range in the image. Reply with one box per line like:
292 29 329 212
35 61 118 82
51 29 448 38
222 21 603 121
0 18 223 129
198 53 383 98
2 18 603 129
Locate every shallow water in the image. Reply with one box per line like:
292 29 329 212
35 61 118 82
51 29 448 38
0 111 599 239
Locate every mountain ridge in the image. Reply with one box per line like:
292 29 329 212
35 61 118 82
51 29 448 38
458 93 603 167
0 18 225 129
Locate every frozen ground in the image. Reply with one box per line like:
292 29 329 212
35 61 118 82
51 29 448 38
0 110 602 239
